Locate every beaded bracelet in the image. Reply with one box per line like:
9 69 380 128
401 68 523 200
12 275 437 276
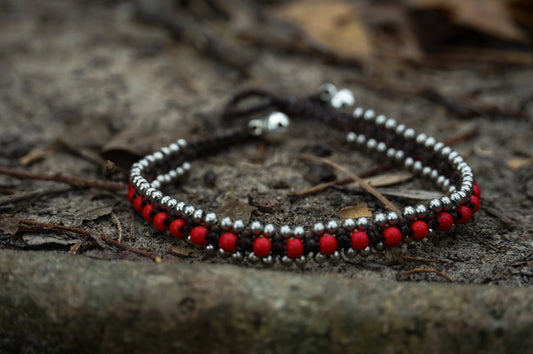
127 84 481 265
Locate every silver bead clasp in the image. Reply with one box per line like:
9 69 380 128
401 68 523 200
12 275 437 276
248 112 290 137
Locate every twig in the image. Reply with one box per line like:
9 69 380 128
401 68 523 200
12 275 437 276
0 186 71 206
400 255 440 263
298 154 401 214
112 212 123 244
16 219 159 262
403 268 453 282
0 166 124 193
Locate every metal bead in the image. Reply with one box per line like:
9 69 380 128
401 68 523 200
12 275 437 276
137 181 148 193
314 253 327 264
160 146 171 156
182 162 191 171
281 256 293 265
318 83 337 101
403 235 413 243
294 226 305 237
395 124 406 135
266 112 290 134
263 224 276 237
232 251 243 261
177 139 187 148
416 133 427 144
168 170 178 180
345 248 357 258
385 118 397 130
403 206 416 220
175 202 186 214
233 219 245 233
430 169 439 180
342 218 356 231
248 119 263 136
262 256 274 265
457 161 468 171
386 148 396 159
448 150 459 162
363 109 376 121
280 225 292 237
452 156 464 167
387 211 399 225
151 180 161 189
160 196 171 207
330 251 341 263
422 166 432 178
169 143 180 153
146 154 156 164
404 157 414 169
356 217 368 230
424 137 437 149
184 205 195 216
448 185 457 193
353 107 364 118
153 151 164 162
139 159 149 168
437 175 446 187
374 241 385 251
145 187 156 199
457 190 467 203
412 160 423 174
326 220 339 233
356 134 367 146
193 209 204 224
415 204 428 218
433 142 445 153
346 132 357 143
205 244 216 254
250 221 263 235
217 248 228 257
394 150 405 162
374 213 387 227
442 179 450 189
205 212 218 226
366 139 377 150
376 142 387 153
429 198 443 212
404 128 416 139
440 196 452 209
151 190 163 203
295 255 308 266
440 146 452 158
166 198 177 210
375 114 387 126
248 253 260 263
450 193 461 206
331 89 355 109
313 222 325 235
360 246 371 257
221 217 232 231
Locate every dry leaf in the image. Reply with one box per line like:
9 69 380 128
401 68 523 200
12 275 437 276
336 204 372 219
274 0 372 60
506 158 533 171
348 171 413 188
376 188 443 200
19 148 53 166
216 200 257 223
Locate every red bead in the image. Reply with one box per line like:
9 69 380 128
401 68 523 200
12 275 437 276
133 195 144 213
470 195 480 213
128 183 133 191
169 219 187 238
219 233 238 253
437 211 454 231
456 205 472 224
351 231 369 250
190 226 209 245
253 237 271 257
142 203 155 222
383 227 402 247
286 238 304 258
153 212 169 231
410 220 429 241
473 184 481 198
319 235 337 255
127 188 136 204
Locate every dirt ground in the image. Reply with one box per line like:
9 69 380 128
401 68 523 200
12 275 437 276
1 0 532 286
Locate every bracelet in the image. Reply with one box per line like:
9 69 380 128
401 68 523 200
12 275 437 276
127 84 481 265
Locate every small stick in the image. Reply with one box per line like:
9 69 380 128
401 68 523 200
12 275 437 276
0 166 125 192
112 212 123 244
0 186 71 206
403 268 453 282
298 154 401 214
400 255 440 263
17 219 159 262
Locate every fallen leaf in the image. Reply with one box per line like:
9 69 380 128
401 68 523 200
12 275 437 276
376 188 443 200
506 158 533 171
336 204 372 219
0 215 20 235
274 0 372 60
348 171 413 188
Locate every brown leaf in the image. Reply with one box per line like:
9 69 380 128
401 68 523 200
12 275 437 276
0 215 20 235
348 171 413 188
336 204 372 219
274 0 372 60
216 200 257 223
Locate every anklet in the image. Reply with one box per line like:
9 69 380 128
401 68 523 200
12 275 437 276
127 84 481 265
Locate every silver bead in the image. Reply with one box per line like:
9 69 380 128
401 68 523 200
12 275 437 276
184 205 195 216
376 142 387 153
280 225 292 237
360 246 371 257
442 179 450 189
250 221 263 235
330 251 341 263
145 187 156 199
437 175 446 187
176 167 185 176
416 133 427 144
366 139 377 150
433 142 445 153
424 137 437 149
363 109 375 121
177 139 187 148
415 204 428 218
450 193 462 206
204 212 218 226
422 166 432 178
263 224 276 237
331 88 355 109
448 150 459 162
412 160 423 174
314 253 327 264
375 114 387 126
232 251 243 261
356 134 367 145
221 217 232 231
430 169 439 180
193 209 204 224
295 255 308 266
151 190 163 203
160 196 171 208
166 198 177 210
151 180 161 189
139 159 149 168
404 157 414 169
206 244 216 254
385 118 397 130
394 150 405 162
248 253 260 262
281 256 293 265
395 124 406 135
404 128 416 139
233 219 245 233
182 162 191 171
347 132 357 143
448 185 457 193
313 222 325 235
429 198 442 212
457 190 467 203
403 235 413 243
457 161 469 171
452 156 464 167
403 206 416 220
387 211 399 225
440 196 452 209
153 151 164 161
169 143 180 153
294 226 305 237
374 241 385 251
159 147 171 157
345 248 357 258
217 248 228 257
440 146 452 158
374 213 387 227
146 154 156 164
342 218 356 231
175 202 186 214
262 256 274 265
386 148 397 159
266 112 290 134
318 83 337 101
326 220 339 233
168 170 178 180
353 107 364 118
356 217 368 230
